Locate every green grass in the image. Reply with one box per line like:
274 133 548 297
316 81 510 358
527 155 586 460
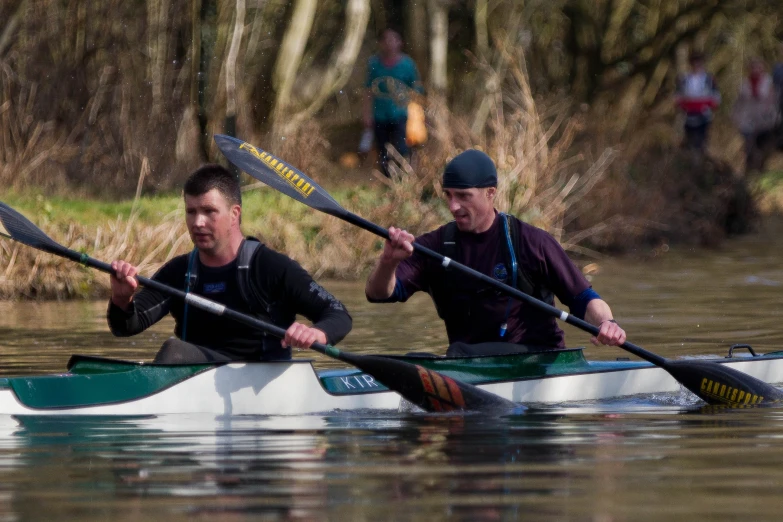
756 170 783 193
0 183 425 236
4 191 183 225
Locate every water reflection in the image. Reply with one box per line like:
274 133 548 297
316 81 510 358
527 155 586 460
2 405 783 519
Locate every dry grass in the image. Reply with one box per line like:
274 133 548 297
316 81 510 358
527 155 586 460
0 163 190 300
0 62 193 298
0 208 189 300
0 65 76 192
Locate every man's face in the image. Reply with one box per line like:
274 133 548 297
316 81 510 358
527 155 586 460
185 188 240 256
380 30 402 55
444 187 496 233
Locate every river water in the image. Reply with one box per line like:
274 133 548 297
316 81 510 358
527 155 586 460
2 221 783 520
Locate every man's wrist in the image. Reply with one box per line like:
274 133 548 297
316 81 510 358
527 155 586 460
111 296 134 312
378 254 401 270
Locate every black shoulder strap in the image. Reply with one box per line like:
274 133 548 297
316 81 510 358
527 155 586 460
236 237 265 313
185 249 199 292
182 248 199 342
183 238 264 308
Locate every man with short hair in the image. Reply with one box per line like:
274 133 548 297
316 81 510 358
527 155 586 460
109 164 352 363
365 150 626 356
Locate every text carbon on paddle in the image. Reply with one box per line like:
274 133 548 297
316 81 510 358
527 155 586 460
238 143 315 197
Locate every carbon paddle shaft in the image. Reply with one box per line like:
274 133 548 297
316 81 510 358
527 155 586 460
0 200 515 413
211 134 664 366
212 134 783 407
100 256 515 412
339 207 783 405
335 210 670 365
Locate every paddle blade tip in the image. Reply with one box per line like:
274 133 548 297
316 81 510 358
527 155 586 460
667 359 783 407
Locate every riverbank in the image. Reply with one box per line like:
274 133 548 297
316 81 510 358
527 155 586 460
1 157 779 300
0 182 454 299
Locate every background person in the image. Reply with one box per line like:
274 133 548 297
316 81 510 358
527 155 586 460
731 57 780 172
675 52 721 152
362 28 423 178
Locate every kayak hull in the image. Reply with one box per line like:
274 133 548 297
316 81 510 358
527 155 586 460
1 349 782 415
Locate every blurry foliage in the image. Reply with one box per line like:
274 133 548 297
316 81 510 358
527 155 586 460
0 0 780 263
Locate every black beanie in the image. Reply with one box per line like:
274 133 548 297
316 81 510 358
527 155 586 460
442 149 498 189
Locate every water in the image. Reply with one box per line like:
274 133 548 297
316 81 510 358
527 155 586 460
3 408 783 520
3 222 783 519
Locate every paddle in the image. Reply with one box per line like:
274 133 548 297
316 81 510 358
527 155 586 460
0 201 516 413
215 134 783 407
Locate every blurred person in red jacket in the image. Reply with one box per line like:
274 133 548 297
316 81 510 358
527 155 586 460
732 57 780 172
675 52 721 152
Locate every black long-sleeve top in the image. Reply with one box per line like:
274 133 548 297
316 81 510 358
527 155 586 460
107 243 352 360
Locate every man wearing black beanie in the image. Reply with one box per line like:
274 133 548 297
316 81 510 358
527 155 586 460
365 149 626 355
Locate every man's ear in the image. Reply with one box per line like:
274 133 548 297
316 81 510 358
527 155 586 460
233 205 242 224
486 187 497 199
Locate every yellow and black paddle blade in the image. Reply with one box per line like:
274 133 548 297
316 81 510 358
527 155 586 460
665 359 783 407
215 134 345 217
335 350 518 413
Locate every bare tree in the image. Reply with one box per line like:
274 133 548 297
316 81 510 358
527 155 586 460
0 0 27 58
562 0 767 104
283 0 371 131
225 0 246 138
427 0 448 94
149 0 171 117
271 0 317 120
474 0 489 58
405 0 428 76
177 0 205 162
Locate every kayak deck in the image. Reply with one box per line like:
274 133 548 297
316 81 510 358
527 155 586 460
0 359 214 409
319 349 649 393
0 347 780 414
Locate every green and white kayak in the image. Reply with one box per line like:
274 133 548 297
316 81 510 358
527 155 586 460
1 346 782 415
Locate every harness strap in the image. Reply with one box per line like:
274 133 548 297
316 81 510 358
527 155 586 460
439 213 545 338
441 215 533 296
499 213 517 338
181 238 263 340
236 239 262 314
442 221 457 264
182 248 199 342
